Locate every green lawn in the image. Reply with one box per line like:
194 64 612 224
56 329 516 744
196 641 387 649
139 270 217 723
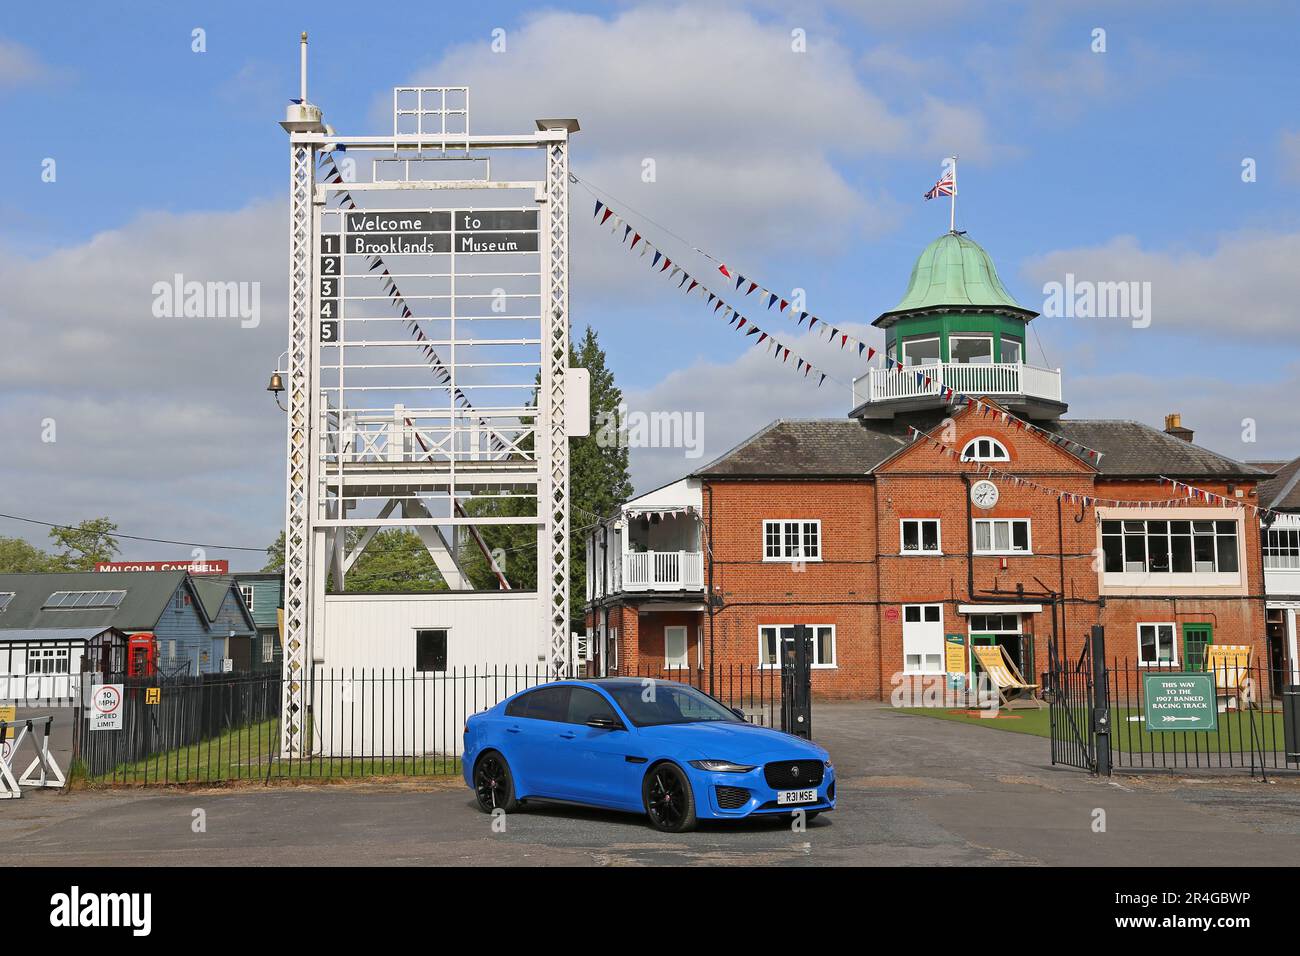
896 705 1286 755
85 716 462 786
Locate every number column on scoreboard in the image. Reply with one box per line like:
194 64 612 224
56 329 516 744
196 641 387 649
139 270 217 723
319 233 341 344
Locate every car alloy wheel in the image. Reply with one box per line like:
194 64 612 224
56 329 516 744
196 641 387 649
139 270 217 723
643 763 697 833
473 751 517 813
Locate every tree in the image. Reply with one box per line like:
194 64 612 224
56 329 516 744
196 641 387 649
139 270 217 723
262 531 285 572
47 517 120 571
457 326 633 618
339 529 447 593
0 536 54 572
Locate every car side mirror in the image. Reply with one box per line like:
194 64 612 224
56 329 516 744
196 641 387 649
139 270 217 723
586 715 624 731
730 707 746 720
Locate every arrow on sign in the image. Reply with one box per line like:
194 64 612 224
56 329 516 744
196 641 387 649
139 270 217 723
1160 716 1200 723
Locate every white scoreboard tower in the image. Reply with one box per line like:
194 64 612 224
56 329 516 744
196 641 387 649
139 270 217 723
278 35 585 755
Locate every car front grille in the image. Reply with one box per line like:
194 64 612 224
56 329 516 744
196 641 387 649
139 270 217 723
715 786 750 810
763 759 825 789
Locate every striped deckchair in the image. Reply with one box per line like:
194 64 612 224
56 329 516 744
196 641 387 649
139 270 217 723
972 644 1043 710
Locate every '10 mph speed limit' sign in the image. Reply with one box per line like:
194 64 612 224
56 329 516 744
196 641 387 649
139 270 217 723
90 683 124 731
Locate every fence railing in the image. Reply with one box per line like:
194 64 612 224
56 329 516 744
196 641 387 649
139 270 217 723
1099 660 1298 773
72 664 790 787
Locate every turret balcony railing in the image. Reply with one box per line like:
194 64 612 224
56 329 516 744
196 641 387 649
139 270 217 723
852 361 1062 408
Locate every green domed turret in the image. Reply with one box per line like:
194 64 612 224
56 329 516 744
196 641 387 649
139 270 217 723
878 232 1035 322
853 232 1065 421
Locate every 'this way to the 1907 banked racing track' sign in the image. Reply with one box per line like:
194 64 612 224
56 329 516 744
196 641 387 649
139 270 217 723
343 209 539 256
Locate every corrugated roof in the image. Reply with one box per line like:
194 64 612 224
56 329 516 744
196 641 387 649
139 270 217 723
0 570 186 631
694 416 1270 481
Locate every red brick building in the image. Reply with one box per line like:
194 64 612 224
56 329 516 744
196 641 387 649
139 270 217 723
584 233 1284 699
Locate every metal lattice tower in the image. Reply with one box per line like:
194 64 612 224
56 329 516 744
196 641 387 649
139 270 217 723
278 35 581 757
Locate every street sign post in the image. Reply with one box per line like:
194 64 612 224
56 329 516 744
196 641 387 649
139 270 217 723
1143 672 1218 732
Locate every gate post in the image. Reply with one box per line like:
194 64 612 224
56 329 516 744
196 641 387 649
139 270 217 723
1090 625 1112 776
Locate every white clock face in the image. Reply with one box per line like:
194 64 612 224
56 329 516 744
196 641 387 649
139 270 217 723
971 480 999 510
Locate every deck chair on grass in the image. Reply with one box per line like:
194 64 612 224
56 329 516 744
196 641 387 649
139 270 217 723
972 644 1043 710
1204 644 1253 711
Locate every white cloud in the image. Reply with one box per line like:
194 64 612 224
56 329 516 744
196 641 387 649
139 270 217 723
1021 231 1300 341
621 323 872 492
0 202 288 566
401 3 990 286
0 37 56 91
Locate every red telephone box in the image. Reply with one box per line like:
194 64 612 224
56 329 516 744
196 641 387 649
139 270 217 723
127 632 157 677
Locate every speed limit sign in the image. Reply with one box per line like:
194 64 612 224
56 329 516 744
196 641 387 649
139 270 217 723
90 683 124 731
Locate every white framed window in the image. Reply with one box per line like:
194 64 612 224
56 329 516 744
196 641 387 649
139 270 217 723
239 584 256 609
1101 519 1239 575
973 518 1031 554
949 334 993 365
27 647 70 674
900 518 941 554
901 335 940 366
1264 527 1300 569
902 604 944 674
1137 623 1178 666
758 625 836 668
1000 336 1023 364
763 519 821 561
960 437 1009 462
260 635 273 664
664 625 688 668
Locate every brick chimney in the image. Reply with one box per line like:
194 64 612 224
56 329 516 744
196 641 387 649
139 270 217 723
1164 413 1194 443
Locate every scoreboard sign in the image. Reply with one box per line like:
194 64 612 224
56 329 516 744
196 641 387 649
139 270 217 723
319 208 539 343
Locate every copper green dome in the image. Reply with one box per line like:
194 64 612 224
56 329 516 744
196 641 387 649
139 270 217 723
873 232 1037 328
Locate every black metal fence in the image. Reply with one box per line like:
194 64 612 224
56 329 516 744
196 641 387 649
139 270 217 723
1046 647 1300 777
73 664 791 787
1103 660 1299 775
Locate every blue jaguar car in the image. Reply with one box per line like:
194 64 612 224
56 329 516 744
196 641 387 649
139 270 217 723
463 678 835 832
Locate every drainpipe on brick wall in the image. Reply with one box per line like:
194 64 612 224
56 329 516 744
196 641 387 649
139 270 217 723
962 474 975 602
1057 495 1068 660
706 482 716 697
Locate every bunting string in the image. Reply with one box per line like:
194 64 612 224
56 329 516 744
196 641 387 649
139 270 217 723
905 425 1274 517
588 196 844 388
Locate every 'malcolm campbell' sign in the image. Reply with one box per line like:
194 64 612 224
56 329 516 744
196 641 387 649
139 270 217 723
95 560 230 575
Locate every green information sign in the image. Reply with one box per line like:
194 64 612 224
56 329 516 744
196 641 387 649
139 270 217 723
1142 672 1218 732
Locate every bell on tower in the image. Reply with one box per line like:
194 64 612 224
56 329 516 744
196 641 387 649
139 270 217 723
850 232 1066 421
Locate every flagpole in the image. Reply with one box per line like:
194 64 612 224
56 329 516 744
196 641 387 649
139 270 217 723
950 155 957 233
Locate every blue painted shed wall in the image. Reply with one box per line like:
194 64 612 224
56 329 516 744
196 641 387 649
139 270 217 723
150 583 216 675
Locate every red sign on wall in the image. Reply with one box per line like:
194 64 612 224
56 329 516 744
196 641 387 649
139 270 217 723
95 560 230 575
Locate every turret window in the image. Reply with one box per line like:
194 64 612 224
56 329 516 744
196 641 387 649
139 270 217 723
961 437 1009 462
901 335 940 366
1000 336 1023 364
949 334 993 364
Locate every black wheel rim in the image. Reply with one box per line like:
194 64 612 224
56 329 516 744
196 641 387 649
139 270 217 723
475 755 506 809
647 766 686 828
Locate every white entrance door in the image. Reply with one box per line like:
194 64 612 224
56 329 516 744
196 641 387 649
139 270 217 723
664 626 688 668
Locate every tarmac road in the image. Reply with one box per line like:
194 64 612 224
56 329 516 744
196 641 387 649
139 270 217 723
3 703 1299 866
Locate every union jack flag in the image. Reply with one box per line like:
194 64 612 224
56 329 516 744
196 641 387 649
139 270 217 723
924 172 955 200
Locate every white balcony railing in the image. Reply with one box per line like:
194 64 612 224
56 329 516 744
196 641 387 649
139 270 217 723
852 362 1062 408
622 550 704 592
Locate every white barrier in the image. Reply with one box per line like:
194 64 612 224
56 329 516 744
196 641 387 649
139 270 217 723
0 716 66 799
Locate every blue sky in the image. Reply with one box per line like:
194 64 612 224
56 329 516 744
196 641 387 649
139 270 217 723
2 1 1298 566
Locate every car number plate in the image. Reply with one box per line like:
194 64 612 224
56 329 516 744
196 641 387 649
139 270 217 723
776 788 817 805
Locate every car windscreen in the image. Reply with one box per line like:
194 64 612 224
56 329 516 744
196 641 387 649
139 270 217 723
603 682 742 727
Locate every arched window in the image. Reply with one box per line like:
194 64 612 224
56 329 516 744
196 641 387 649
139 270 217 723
961 436 1009 462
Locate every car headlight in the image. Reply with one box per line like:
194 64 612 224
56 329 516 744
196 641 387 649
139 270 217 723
688 759 756 773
